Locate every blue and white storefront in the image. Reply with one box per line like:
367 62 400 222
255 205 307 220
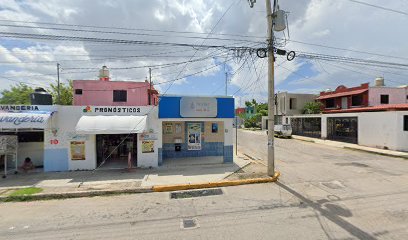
158 96 235 165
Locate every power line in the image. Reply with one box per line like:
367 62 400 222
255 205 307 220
0 23 263 44
347 0 408 16
0 19 266 39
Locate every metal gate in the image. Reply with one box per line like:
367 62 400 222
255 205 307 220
291 117 321 138
327 117 358 144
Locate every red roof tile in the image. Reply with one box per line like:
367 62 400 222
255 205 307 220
317 89 368 100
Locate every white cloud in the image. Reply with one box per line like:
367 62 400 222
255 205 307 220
0 0 407 100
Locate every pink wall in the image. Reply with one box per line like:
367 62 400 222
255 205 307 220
73 80 158 106
368 87 408 106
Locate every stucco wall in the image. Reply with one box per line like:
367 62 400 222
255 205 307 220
368 87 408 106
73 80 158 106
275 92 317 116
311 111 408 151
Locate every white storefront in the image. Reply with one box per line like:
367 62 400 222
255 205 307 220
1 105 161 172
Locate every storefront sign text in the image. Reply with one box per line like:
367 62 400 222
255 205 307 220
83 106 141 113
0 105 40 111
0 115 45 125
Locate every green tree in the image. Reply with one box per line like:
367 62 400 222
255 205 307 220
302 101 323 114
48 80 73 105
0 83 34 104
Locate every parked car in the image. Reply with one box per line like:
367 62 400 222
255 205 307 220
267 124 292 138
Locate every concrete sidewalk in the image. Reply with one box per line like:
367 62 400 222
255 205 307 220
0 156 253 199
292 135 408 159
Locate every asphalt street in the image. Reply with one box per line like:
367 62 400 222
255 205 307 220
0 129 407 240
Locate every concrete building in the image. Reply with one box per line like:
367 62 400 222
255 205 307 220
318 77 408 113
261 92 317 130
73 66 159 106
288 105 408 151
158 96 235 165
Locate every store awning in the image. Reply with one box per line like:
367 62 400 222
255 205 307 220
75 115 147 134
0 111 54 129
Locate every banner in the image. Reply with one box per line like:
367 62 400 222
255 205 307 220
187 123 201 150
70 141 86 160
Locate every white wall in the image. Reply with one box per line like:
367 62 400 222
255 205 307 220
224 118 233 146
368 87 408 106
17 142 44 167
314 111 408 151
137 107 160 168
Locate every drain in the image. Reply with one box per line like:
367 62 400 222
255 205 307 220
170 188 223 199
181 218 198 229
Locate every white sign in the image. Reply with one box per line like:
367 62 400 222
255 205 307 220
0 112 51 129
180 97 217 118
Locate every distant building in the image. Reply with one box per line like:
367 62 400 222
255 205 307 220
73 66 159 106
235 107 245 115
317 77 408 113
261 92 317 130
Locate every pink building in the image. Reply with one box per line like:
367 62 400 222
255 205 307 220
73 66 159 106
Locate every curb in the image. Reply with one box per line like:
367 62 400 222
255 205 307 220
0 172 281 202
152 171 280 192
343 146 408 159
0 187 152 202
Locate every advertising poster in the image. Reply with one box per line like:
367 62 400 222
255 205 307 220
187 123 201 150
70 141 86 160
142 141 154 153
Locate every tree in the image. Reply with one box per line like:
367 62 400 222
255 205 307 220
0 83 34 104
302 101 323 114
48 80 73 105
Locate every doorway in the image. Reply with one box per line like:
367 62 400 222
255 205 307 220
327 117 358 144
96 134 137 169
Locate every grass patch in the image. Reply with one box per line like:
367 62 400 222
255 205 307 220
9 187 43 197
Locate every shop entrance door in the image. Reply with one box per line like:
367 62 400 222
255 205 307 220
96 134 137 169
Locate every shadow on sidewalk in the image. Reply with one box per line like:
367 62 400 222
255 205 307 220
276 181 377 240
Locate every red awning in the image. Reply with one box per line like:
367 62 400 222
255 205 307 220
317 89 368 100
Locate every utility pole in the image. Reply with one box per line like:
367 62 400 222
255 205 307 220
149 68 152 105
225 72 228 96
266 0 275 177
57 63 60 105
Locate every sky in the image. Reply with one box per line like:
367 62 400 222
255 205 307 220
0 0 408 107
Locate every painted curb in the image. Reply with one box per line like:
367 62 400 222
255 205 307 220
152 171 280 192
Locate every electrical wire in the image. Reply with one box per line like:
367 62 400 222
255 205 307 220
347 0 408 16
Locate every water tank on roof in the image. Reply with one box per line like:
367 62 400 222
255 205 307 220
30 88 53 105
99 66 110 81
375 77 385 87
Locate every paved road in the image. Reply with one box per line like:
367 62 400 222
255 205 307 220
0 129 407 239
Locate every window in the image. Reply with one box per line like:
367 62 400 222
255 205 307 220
404 116 408 131
351 95 363 106
325 99 335 108
75 89 82 95
289 98 297 110
113 90 127 102
380 95 389 104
